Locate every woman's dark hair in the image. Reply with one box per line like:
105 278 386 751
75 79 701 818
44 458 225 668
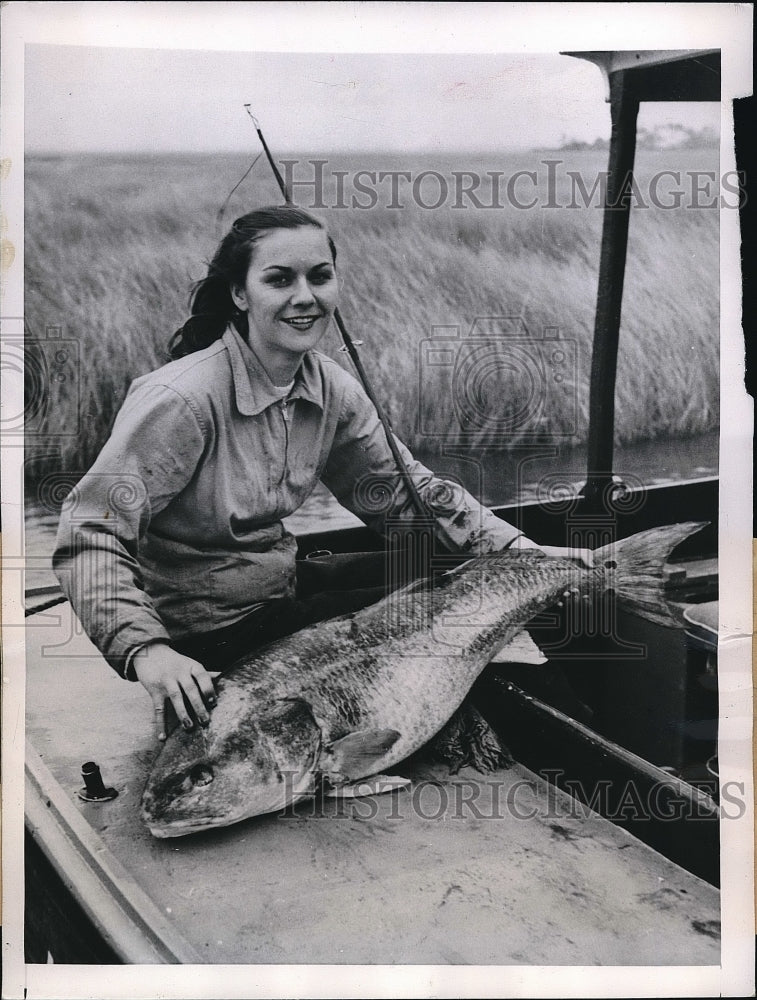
169 205 337 359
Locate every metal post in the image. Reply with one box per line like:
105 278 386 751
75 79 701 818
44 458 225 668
583 70 640 511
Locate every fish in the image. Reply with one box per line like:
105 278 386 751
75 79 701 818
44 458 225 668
141 521 706 838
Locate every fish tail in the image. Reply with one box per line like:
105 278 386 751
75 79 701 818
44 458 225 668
594 522 709 627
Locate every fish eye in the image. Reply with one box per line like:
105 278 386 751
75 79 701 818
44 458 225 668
604 559 617 569
190 764 214 786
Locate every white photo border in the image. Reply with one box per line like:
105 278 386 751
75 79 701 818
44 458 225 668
1 2 753 997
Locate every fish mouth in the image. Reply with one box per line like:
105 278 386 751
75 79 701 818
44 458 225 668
143 796 252 838
143 777 316 838
145 788 314 838
147 814 234 839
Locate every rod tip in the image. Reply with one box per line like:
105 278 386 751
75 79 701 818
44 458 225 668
243 105 260 129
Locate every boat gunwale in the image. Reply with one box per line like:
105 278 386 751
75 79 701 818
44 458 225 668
25 741 202 965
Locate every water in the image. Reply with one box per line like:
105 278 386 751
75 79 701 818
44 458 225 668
24 432 718 594
415 431 719 508
284 430 718 533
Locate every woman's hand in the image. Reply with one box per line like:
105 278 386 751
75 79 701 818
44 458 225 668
134 642 219 742
512 537 595 610
512 536 595 568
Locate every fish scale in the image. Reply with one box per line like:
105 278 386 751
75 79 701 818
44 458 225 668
142 522 706 837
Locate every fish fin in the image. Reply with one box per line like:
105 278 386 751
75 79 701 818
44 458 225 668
488 630 548 665
428 701 513 774
440 558 477 577
325 774 411 798
594 522 708 627
322 728 401 783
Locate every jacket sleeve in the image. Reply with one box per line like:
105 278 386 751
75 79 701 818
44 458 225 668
320 377 523 554
52 381 206 677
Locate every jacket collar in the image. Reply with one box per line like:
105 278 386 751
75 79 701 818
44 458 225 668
222 324 324 416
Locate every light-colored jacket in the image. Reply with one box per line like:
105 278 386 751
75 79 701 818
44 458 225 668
53 325 522 676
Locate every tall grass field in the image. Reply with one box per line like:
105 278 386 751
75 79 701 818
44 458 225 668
24 148 718 481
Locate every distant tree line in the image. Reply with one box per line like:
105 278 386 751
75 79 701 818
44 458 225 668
549 124 718 152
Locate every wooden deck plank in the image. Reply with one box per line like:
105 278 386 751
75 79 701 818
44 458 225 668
25 605 721 965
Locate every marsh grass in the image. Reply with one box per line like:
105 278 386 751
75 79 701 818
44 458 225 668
24 149 718 479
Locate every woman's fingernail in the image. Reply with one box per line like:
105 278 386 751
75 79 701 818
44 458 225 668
183 718 193 730
208 697 216 706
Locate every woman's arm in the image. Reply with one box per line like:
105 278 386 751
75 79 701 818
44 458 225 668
52 380 218 737
321 378 592 564
323 378 523 551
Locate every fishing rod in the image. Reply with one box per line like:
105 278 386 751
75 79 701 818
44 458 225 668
244 106 428 523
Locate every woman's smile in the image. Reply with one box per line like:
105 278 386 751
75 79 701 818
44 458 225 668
281 313 324 331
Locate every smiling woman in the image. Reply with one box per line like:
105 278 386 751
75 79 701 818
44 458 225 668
167 205 338 364
52 204 588 744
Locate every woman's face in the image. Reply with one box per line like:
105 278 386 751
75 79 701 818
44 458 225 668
231 226 338 374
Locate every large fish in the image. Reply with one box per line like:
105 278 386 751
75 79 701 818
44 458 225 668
142 522 705 837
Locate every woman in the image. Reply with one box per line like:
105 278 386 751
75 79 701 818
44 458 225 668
53 205 588 742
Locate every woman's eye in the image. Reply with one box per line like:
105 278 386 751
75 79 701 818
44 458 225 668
264 270 333 288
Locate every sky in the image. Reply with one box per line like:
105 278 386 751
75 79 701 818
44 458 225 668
24 44 720 155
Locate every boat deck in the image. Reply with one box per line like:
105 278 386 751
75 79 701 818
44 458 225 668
25 603 721 965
